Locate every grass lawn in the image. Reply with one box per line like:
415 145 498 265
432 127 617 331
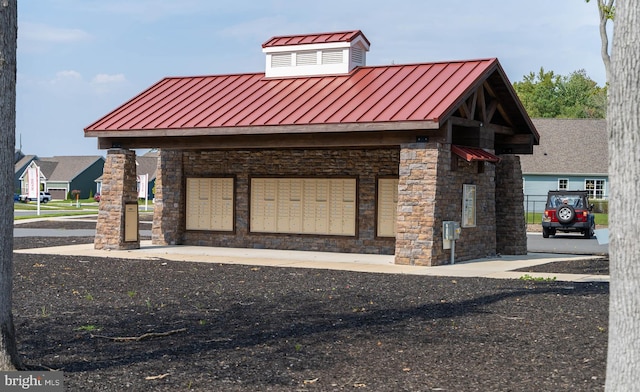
13 198 152 220
526 212 608 226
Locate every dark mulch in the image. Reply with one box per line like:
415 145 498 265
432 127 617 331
514 258 610 276
11 221 609 391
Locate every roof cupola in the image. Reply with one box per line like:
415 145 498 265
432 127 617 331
261 30 370 78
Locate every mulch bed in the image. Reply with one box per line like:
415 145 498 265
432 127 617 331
11 220 609 391
514 258 610 276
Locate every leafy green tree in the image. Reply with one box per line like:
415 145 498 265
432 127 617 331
558 70 607 118
513 68 606 118
513 68 562 117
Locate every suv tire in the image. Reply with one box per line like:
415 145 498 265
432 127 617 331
556 205 575 224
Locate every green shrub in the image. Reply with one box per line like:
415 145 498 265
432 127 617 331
591 199 608 214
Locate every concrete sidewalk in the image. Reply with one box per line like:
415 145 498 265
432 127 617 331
15 241 609 283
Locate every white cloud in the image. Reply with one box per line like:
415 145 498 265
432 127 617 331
91 73 126 85
52 70 83 83
90 73 127 94
20 22 92 44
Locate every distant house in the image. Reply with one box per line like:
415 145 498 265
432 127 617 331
19 156 105 200
95 151 158 199
14 151 37 192
519 118 607 211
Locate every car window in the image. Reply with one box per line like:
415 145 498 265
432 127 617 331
547 194 586 208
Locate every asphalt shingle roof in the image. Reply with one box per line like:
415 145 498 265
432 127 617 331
135 155 158 180
519 118 607 175
39 156 104 182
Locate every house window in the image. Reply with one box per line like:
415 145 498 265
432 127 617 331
377 178 398 237
185 178 234 231
251 178 356 236
558 178 568 190
585 179 605 199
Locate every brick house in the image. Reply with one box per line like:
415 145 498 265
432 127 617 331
84 30 539 266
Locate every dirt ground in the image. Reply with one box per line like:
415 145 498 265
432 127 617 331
11 220 609 391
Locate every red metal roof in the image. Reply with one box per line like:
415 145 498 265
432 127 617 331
262 30 369 48
451 145 501 163
85 58 501 132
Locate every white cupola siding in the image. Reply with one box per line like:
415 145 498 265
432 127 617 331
262 33 370 78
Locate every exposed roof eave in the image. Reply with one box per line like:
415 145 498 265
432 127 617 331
84 120 442 138
438 60 540 147
489 62 540 145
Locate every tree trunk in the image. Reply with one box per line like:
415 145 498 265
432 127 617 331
596 0 614 85
0 0 20 371
605 2 640 390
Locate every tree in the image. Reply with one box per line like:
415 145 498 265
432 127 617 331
605 2 640 390
512 68 607 118
557 70 607 118
513 68 562 118
586 0 614 84
0 0 20 370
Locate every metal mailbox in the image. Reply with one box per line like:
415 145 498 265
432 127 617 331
443 221 460 240
124 203 139 242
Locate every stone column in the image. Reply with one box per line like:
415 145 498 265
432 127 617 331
394 143 442 266
152 149 184 245
495 154 527 255
94 148 139 250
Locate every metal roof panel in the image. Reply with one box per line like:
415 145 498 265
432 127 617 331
262 30 368 48
86 59 506 132
452 145 501 163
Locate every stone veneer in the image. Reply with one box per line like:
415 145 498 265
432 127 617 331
152 148 398 254
495 154 527 255
152 150 184 245
394 143 497 266
149 146 525 264
94 149 139 250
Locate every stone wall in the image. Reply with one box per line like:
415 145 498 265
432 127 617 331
394 143 439 265
495 154 527 255
152 150 184 245
395 143 497 266
153 148 399 253
150 145 509 264
94 149 139 250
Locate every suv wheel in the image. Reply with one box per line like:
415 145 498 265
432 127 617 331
542 227 551 238
556 205 575 224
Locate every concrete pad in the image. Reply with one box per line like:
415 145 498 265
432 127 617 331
15 242 609 283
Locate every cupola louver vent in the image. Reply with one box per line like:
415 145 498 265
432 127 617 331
296 51 317 66
351 47 364 65
322 49 343 64
271 53 292 68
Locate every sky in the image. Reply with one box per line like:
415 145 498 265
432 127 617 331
16 0 607 158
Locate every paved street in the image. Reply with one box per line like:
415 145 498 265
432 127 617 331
14 216 608 257
527 232 608 255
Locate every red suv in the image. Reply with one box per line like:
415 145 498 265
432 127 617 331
542 190 595 239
